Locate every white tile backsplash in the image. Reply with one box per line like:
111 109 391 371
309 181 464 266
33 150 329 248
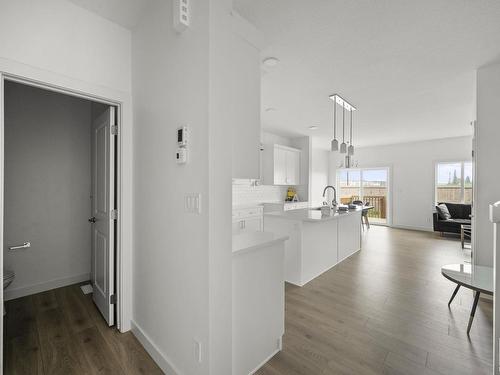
232 179 307 206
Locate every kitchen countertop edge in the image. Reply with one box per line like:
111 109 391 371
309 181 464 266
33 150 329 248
265 208 363 222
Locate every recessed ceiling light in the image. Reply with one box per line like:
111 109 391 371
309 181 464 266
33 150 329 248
263 57 280 67
308 126 319 130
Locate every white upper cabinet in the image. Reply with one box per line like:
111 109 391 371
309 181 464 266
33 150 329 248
262 144 301 185
286 147 300 185
231 22 261 179
274 146 287 185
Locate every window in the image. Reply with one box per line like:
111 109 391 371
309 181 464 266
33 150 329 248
435 161 472 204
337 168 389 225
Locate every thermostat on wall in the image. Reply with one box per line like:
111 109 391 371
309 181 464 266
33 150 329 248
176 148 188 164
177 126 188 147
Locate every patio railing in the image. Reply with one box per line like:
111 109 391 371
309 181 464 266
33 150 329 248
340 195 386 219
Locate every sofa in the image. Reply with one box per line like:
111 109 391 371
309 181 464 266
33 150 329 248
433 202 471 234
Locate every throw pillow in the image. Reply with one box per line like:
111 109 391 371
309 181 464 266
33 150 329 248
436 204 452 220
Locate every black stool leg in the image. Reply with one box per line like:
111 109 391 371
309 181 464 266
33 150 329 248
448 284 460 306
467 291 480 335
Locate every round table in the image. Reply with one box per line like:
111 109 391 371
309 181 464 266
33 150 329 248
441 263 493 334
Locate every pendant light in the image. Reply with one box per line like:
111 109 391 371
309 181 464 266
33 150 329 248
340 106 347 154
348 109 354 156
331 99 338 151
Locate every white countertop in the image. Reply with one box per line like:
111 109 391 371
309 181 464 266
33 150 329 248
232 204 264 210
232 231 289 255
265 207 362 222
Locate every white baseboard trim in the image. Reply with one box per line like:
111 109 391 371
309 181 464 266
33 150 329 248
249 345 281 375
131 320 180 375
4 273 90 301
391 224 433 232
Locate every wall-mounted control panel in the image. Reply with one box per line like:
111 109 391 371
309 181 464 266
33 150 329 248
177 126 188 147
176 147 188 164
176 125 189 164
173 0 190 32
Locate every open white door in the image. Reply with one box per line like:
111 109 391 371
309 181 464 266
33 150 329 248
90 107 116 326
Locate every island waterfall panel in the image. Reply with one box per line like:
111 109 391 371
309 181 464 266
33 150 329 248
265 209 362 286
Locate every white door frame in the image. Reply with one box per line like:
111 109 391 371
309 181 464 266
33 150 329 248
0 63 133 362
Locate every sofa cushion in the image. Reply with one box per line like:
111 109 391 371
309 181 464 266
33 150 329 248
440 202 471 219
436 204 451 220
446 218 471 225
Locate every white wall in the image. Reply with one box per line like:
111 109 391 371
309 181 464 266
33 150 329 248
4 82 91 299
262 131 294 147
132 0 233 374
208 0 235 373
309 137 331 207
332 136 472 231
475 62 500 268
132 1 210 373
0 0 131 93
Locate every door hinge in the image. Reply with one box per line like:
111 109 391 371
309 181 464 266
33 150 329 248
110 294 117 304
111 125 118 135
111 209 118 220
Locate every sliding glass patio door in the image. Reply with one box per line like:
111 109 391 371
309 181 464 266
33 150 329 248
337 168 390 225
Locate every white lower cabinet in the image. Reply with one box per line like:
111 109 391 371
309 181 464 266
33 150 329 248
232 206 264 235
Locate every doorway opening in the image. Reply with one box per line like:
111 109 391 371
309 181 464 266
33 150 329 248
2 80 120 361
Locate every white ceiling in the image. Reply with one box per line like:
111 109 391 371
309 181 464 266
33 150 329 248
234 0 500 147
67 0 149 29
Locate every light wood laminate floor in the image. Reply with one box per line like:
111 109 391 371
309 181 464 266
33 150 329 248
3 282 162 374
257 226 493 375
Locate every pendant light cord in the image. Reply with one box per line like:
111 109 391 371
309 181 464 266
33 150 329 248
333 100 337 139
350 110 353 144
342 106 345 142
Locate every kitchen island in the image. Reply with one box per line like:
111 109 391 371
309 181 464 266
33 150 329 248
265 208 362 286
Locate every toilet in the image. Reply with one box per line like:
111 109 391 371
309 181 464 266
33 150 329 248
3 270 15 315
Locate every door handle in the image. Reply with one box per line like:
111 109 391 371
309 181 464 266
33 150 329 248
88 217 96 223
9 242 31 251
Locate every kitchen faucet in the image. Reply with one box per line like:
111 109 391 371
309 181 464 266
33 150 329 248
322 186 338 207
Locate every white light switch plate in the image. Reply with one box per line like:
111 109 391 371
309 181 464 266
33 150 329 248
185 193 201 214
